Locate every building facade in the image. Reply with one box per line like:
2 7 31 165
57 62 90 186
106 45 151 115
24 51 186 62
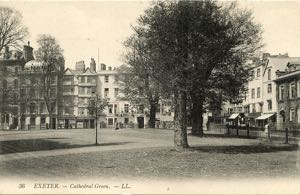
226 53 300 129
274 62 300 130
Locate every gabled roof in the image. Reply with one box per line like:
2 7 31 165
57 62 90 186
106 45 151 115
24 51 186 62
81 67 97 75
64 68 84 76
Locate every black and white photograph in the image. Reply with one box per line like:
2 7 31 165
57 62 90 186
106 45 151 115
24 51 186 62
0 0 300 194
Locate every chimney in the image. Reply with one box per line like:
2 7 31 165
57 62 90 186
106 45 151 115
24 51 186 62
23 41 34 62
100 63 106 71
90 58 96 71
75 61 85 71
262 53 270 60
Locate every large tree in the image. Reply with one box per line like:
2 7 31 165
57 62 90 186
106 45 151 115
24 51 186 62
0 7 28 52
131 0 262 148
35 34 65 129
120 34 161 128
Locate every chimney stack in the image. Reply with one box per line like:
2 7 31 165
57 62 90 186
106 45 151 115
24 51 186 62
90 58 96 71
75 61 85 71
23 41 34 62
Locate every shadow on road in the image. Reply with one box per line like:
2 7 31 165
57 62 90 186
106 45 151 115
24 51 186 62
0 139 132 154
190 144 299 154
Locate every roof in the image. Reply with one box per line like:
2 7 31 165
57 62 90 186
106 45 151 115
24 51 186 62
255 113 275 120
274 69 300 82
24 60 43 70
263 57 300 75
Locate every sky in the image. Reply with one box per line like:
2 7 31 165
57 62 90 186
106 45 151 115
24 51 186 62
1 0 300 69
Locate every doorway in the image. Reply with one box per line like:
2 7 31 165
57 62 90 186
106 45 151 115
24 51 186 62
137 116 144 128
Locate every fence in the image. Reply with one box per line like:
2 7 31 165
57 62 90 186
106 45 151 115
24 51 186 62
210 122 300 143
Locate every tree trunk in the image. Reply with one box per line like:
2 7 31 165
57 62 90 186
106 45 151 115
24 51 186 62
148 102 157 128
49 112 53 129
191 95 204 136
174 91 189 149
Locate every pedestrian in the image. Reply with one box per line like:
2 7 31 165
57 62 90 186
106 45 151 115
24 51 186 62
206 120 210 131
115 122 119 130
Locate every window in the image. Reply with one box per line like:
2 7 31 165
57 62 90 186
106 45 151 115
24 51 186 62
124 118 129 124
105 75 109 83
114 88 119 97
20 103 26 114
108 104 113 114
257 87 260 98
290 108 295 122
78 98 84 106
15 67 18 73
267 83 272 93
267 69 271 80
29 103 36 114
40 103 44 114
252 70 255 79
250 70 254 79
251 88 255 99
91 87 96 94
257 68 261 77
267 100 272 111
108 118 113 125
80 76 85 83
41 117 45 124
78 108 85 115
279 85 285 100
86 87 92 94
124 104 129 113
87 77 91 83
104 88 109 97
115 75 119 83
79 87 85 94
138 105 144 113
114 104 117 114
30 117 35 125
290 82 296 98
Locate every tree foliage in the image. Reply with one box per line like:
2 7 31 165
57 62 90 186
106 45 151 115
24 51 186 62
87 95 108 117
130 0 263 148
35 34 65 128
120 32 162 128
0 7 29 51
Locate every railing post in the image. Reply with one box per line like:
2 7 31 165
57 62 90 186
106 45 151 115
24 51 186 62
284 127 289 144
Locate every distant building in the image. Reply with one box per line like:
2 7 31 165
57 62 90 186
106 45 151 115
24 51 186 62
226 53 300 129
274 61 300 129
0 44 33 130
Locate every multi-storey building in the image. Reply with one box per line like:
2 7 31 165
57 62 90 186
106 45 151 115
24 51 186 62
274 61 300 129
0 44 33 130
227 53 300 128
61 60 97 129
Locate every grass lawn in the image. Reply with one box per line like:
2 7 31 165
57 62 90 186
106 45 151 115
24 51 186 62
1 143 299 180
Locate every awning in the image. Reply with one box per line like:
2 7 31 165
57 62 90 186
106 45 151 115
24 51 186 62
228 113 240 119
255 113 275 120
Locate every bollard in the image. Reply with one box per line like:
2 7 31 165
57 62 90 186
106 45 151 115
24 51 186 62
247 124 250 138
284 127 289 144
